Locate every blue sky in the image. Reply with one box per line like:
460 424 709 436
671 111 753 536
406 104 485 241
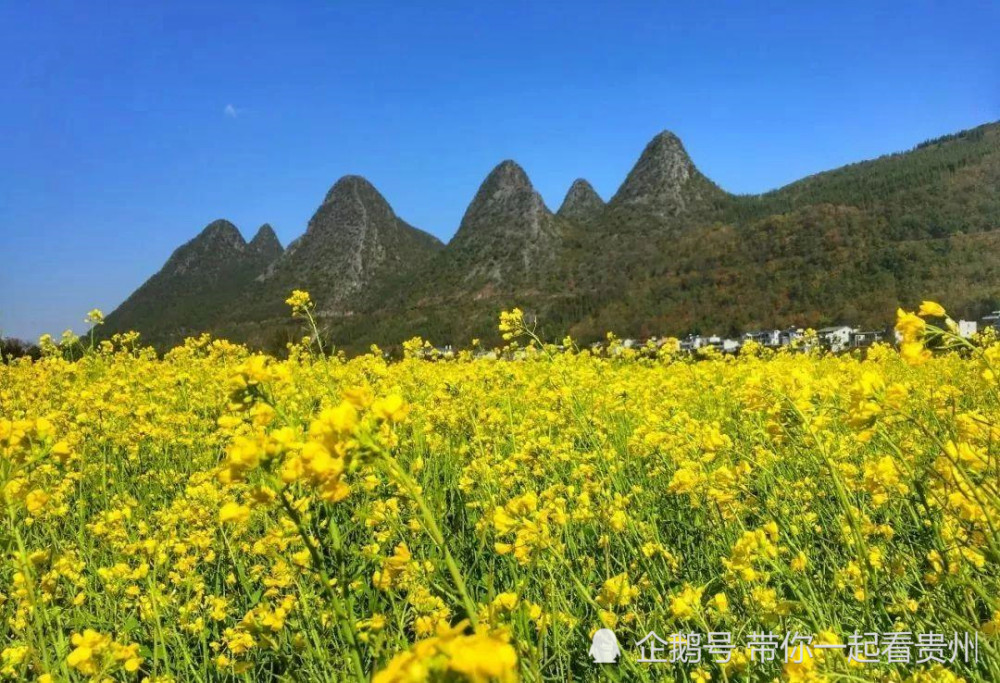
1 1 997 340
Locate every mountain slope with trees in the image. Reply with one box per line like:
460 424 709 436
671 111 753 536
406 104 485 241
102 120 1000 353
101 221 283 345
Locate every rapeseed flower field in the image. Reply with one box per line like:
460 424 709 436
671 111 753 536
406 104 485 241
2 295 1000 682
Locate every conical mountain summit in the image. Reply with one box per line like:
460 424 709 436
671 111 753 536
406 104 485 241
446 160 563 286
248 224 283 260
248 175 442 318
557 179 605 221
101 219 284 344
610 130 726 215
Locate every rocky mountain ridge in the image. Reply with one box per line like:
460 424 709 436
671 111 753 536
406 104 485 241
102 120 1000 352
249 175 443 318
101 220 284 343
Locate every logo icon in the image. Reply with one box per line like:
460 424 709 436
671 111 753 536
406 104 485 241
589 629 621 664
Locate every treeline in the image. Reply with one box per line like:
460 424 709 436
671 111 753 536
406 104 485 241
1 337 42 362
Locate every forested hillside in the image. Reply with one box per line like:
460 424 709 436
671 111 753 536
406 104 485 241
102 121 1000 353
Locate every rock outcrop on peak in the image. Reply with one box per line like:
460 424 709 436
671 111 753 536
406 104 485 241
248 224 283 260
159 219 247 277
557 179 605 221
102 219 282 343
610 130 726 216
251 175 443 317
445 160 563 286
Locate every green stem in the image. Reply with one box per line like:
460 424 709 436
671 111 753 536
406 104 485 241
278 490 367 681
379 454 479 627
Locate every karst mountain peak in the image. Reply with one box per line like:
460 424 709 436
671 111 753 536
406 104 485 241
159 219 250 278
438 159 565 287
248 224 283 260
454 160 551 236
198 218 245 242
247 173 443 318
557 178 605 221
610 129 727 215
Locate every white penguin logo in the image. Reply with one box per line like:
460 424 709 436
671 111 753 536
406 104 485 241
589 629 621 664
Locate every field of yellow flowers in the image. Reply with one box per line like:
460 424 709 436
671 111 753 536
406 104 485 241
2 297 1000 682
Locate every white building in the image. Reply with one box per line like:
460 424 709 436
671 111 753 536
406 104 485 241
851 330 884 348
679 335 704 352
779 328 804 347
679 335 740 354
743 329 782 347
958 320 978 338
818 326 855 353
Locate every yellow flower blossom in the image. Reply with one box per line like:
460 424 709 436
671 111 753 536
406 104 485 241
918 300 946 318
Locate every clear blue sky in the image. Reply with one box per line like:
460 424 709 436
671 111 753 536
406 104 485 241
1 1 997 341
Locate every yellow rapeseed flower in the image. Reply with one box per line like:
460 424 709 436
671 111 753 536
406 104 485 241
918 300 946 318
